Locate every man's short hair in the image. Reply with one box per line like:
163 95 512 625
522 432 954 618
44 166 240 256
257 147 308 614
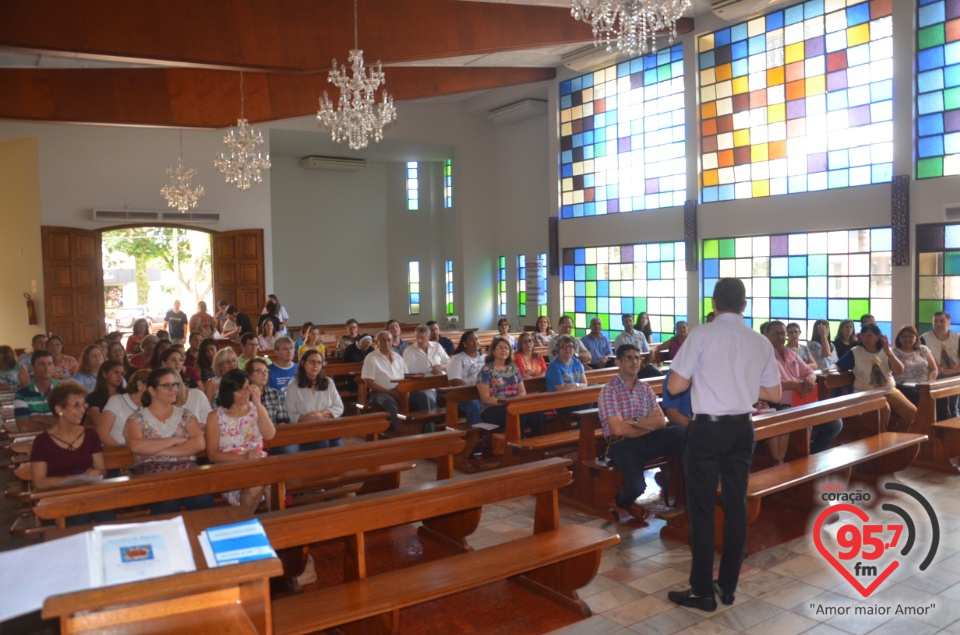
713 278 746 313
616 343 640 358
240 332 257 345
934 311 951 321
426 320 439 328
621 314 632 322
415 325 430 335
31 333 46 346
274 336 294 348
860 314 874 322
558 315 574 326
345 318 359 326
31 350 53 365
227 305 238 316
218 300 228 308
386 319 399 328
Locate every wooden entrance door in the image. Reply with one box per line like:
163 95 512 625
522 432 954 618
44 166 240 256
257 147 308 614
42 226 105 356
211 229 265 320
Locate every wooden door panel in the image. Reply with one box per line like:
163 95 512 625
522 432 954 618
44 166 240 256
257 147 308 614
212 229 264 320
238 235 259 258
216 266 237 285
42 226 105 356
214 235 236 259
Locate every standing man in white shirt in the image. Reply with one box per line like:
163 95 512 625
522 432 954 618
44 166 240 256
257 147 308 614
667 278 781 613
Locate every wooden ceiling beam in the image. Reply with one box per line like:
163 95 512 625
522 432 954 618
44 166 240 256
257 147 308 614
0 0 595 72
0 66 556 128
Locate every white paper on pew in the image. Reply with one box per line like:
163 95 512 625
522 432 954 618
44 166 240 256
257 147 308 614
472 422 499 431
0 532 92 621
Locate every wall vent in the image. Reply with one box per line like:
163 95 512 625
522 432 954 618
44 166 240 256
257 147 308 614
300 156 368 171
92 209 220 223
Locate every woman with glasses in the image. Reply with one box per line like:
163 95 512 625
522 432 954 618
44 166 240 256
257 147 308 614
514 332 547 378
46 335 78 381
205 369 276 513
285 349 344 449
124 367 212 514
785 323 816 367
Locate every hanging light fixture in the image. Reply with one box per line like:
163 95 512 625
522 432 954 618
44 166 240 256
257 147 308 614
215 72 272 190
317 0 397 151
571 0 690 56
161 129 205 213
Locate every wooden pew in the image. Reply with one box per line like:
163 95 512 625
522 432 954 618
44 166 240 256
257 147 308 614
658 391 927 546
912 376 960 471
259 458 619 635
30 430 466 529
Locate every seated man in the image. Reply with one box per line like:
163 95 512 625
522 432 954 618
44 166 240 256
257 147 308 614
386 319 411 355
238 332 271 368
14 350 59 432
581 317 616 369
766 321 841 454
548 315 593 365
402 325 450 410
335 319 360 357
427 321 455 357
599 344 686 524
18 333 47 379
614 314 661 378
268 336 297 395
361 331 429 431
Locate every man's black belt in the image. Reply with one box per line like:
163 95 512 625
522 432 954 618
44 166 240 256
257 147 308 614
692 413 752 423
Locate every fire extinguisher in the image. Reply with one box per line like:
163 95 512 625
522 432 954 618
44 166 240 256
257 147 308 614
24 293 37 326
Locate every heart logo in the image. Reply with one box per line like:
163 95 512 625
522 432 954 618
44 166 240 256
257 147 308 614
813 503 899 598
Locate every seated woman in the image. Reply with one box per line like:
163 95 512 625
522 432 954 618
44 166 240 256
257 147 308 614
72 344 105 393
30 383 115 525
204 346 240 406
637 312 654 344
514 331 547 378
97 369 149 446
129 335 159 371
47 335 78 381
293 321 313 354
837 323 917 432
258 318 277 352
125 318 150 354
808 319 839 371
123 367 212 514
891 325 938 405
158 347 210 427
160 346 201 389
297 325 326 360
205 369 276 513
447 331 485 425
86 360 126 429
477 336 543 438
284 349 344 450
533 316 554 348
785 322 816 367
146 339 173 371
184 332 204 368
0 344 29 391
197 338 218 384
657 321 688 361
834 319 858 360
497 318 517 350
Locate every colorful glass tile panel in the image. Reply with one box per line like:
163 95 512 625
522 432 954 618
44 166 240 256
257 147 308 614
408 260 420 315
445 259 455 315
701 228 893 339
698 0 894 202
562 242 687 342
406 161 419 211
517 254 527 317
537 253 549 318
559 44 686 218
915 222 960 333
917 0 960 178
498 256 507 317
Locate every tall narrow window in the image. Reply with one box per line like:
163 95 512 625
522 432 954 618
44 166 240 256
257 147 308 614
406 161 419 210
517 254 527 317
444 159 453 208
537 253 548 317
498 256 507 317
408 261 420 314
445 260 455 315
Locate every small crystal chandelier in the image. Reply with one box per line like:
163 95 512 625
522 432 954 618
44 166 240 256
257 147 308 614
571 0 691 56
215 72 271 190
317 0 397 151
160 130 205 213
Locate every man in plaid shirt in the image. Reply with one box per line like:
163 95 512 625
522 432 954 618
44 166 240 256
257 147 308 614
598 343 686 523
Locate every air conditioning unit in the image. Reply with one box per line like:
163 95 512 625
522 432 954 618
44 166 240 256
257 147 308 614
92 209 220 223
486 100 548 125
711 0 794 22
561 45 624 73
945 203 960 219
299 155 368 171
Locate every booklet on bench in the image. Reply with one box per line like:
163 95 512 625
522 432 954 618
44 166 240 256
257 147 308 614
198 518 277 568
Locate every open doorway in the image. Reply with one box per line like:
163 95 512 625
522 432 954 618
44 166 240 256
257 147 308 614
102 227 213 345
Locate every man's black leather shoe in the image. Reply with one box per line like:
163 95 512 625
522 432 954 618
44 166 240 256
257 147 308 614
714 581 735 605
667 589 717 612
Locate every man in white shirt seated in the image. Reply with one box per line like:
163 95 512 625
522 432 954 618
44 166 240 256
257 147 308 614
403 325 449 410
361 331 429 431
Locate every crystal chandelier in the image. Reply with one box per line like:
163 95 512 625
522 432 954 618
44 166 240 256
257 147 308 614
571 0 691 56
160 130 205 212
317 0 397 150
215 72 271 190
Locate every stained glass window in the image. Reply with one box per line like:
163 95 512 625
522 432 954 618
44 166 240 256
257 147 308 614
701 228 892 338
517 254 527 318
562 242 686 342
406 162 419 211
915 223 960 333
444 159 453 207
408 261 420 314
537 253 549 318
916 0 960 179
559 44 685 219
445 260 455 315
498 256 507 317
698 0 894 202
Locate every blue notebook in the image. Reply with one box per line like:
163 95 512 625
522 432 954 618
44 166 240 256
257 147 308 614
198 518 277 567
